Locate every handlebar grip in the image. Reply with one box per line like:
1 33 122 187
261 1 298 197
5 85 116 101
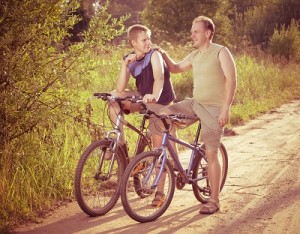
93 92 111 98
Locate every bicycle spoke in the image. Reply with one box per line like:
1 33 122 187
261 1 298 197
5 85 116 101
192 143 228 203
75 140 125 216
121 151 175 223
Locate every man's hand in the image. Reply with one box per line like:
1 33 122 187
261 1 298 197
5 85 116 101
143 94 157 103
153 46 165 55
218 106 230 127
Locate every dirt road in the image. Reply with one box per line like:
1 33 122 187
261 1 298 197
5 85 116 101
14 100 300 234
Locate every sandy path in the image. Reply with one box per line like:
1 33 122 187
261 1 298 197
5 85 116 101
14 100 300 234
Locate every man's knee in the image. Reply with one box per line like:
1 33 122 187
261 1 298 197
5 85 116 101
202 132 220 154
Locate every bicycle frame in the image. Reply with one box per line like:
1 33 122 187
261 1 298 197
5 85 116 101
103 96 152 165
119 112 229 222
107 112 150 151
151 121 206 189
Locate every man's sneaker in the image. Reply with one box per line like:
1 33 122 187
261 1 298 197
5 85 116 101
151 191 165 207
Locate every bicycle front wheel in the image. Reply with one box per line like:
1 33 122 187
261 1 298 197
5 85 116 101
120 151 175 223
74 139 126 216
192 143 228 203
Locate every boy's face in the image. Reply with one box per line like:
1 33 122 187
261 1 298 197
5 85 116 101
132 31 152 54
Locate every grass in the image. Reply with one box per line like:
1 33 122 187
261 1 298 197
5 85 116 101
1 44 300 233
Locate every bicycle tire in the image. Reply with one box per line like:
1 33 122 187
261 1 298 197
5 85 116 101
120 151 175 223
192 143 228 203
74 139 127 216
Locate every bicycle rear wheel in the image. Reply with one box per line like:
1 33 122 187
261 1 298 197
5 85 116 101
192 143 228 203
74 139 126 216
120 151 175 223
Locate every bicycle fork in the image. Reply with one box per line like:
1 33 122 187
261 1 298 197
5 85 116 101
96 113 123 180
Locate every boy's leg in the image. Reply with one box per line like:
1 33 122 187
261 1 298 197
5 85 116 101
149 100 196 206
109 90 141 145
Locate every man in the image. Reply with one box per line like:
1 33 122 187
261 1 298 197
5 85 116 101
159 16 237 214
109 25 176 207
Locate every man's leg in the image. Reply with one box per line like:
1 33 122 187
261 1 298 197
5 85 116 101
192 102 222 214
206 147 221 200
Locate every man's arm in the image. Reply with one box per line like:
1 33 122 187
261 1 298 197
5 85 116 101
218 47 237 127
158 48 192 73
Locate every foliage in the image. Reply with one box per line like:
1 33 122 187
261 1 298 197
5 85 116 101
1 0 300 232
269 19 300 61
0 0 128 230
140 0 300 50
231 55 300 125
232 0 300 47
141 0 219 44
0 0 126 145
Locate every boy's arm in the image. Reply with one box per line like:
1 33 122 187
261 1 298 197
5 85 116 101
116 54 136 92
143 51 164 103
145 51 165 102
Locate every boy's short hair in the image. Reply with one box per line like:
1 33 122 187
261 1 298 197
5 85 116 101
127 24 151 46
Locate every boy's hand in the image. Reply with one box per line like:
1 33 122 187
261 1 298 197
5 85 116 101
123 53 137 66
143 94 157 103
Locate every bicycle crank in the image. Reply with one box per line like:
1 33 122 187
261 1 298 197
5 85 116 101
175 173 185 189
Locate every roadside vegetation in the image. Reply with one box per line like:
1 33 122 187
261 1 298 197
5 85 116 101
0 0 299 232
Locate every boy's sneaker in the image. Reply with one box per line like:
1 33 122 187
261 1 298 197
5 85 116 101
151 191 165 207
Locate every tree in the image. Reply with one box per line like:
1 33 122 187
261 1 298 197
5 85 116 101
229 0 300 48
141 0 235 45
0 0 126 151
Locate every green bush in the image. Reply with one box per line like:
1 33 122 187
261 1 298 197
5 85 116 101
270 19 300 62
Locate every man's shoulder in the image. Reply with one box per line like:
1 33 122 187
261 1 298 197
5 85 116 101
211 43 226 52
212 43 225 48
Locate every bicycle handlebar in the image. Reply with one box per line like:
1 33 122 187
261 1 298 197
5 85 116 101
93 93 198 124
93 92 147 111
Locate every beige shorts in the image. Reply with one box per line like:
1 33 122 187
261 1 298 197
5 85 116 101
111 90 170 136
160 98 223 151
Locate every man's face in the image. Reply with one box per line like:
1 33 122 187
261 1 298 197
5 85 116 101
132 31 152 54
190 21 210 48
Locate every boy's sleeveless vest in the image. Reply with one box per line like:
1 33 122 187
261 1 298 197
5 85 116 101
190 43 226 107
128 50 175 105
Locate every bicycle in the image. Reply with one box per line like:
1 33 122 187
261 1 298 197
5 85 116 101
120 111 228 223
74 92 152 217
